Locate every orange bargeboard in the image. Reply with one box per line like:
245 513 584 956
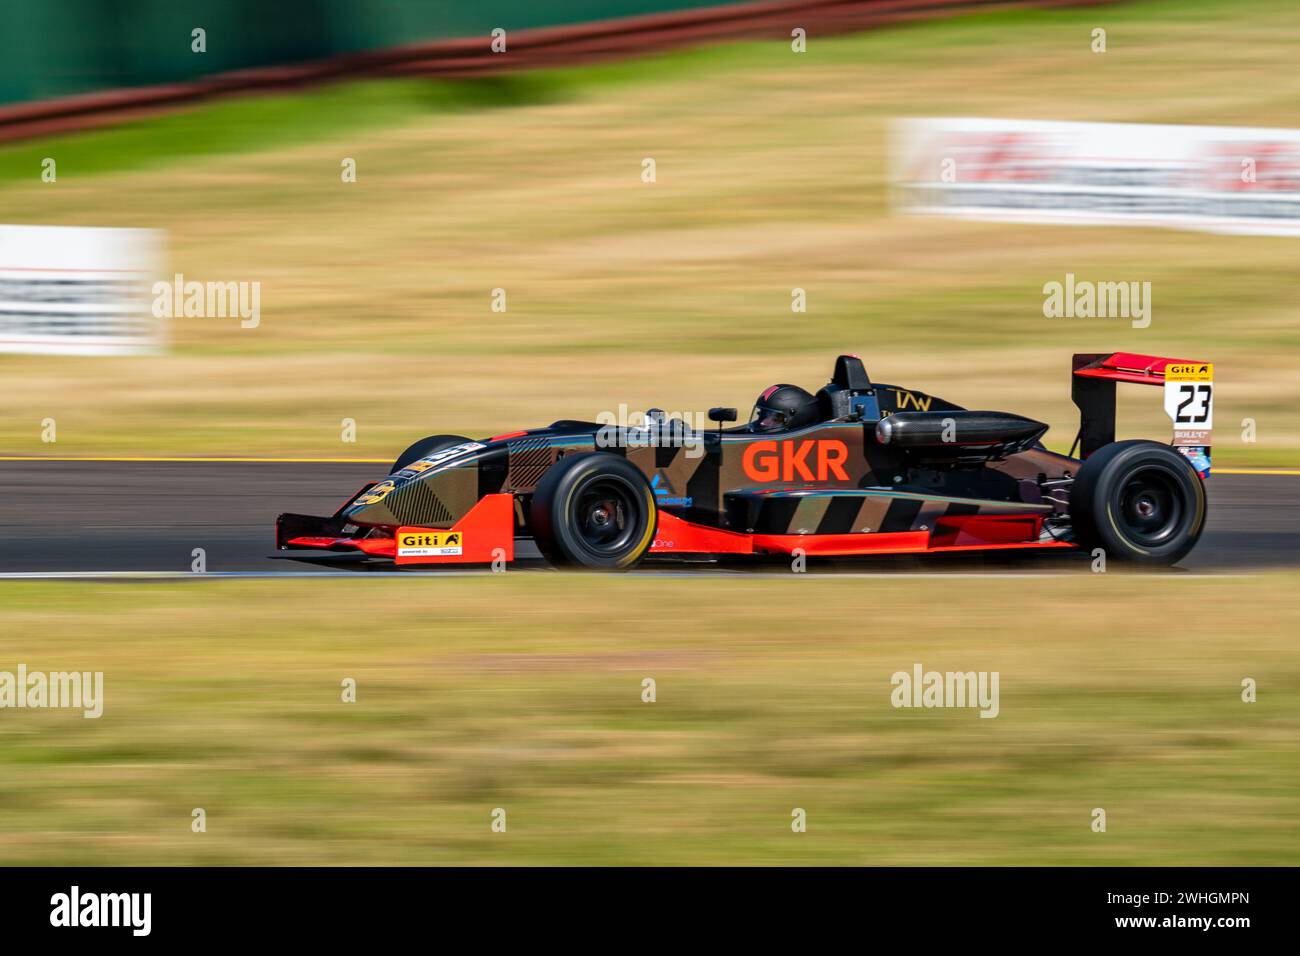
649 510 1070 557
394 493 515 565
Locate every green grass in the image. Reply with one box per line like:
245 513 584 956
0 0 1273 184
0 573 1297 865
0 75 583 182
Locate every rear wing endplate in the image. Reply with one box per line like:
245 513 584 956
1071 353 1213 476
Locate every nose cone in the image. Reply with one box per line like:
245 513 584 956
343 443 499 528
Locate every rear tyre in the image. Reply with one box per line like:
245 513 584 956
1069 439 1206 565
530 453 657 570
391 434 472 473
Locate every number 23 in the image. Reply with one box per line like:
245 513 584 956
1175 384 1212 423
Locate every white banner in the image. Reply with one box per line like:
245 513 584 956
892 117 1300 237
0 225 166 355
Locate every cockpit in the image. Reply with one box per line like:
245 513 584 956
744 355 880 433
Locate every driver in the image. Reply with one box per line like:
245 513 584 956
749 384 819 433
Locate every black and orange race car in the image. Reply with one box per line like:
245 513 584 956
276 353 1213 569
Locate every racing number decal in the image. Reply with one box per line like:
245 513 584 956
354 479 396 506
1164 363 1214 430
1172 384 1212 424
1164 363 1214 478
742 440 850 482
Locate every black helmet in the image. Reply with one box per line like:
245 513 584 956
750 384 819 433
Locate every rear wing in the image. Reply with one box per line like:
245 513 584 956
1071 353 1213 476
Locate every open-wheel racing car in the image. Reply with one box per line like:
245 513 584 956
276 352 1213 570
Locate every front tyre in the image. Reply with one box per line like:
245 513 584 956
1069 439 1206 565
530 453 656 570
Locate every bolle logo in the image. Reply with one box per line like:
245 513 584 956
742 440 850 483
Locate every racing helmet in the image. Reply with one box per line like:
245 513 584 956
750 384 819 433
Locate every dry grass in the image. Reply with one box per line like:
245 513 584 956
0 0 1297 463
0 571 1297 865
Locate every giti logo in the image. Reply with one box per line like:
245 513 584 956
396 530 464 557
742 439 850 482
400 532 460 548
1166 363 1213 381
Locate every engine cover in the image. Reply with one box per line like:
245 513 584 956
875 410 1049 464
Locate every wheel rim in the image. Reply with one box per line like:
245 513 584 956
572 477 641 556
1116 466 1184 547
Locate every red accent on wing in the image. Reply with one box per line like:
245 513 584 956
287 534 396 557
1073 352 1204 386
489 430 529 441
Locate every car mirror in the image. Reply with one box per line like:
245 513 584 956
708 407 738 424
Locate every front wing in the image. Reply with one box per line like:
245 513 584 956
277 493 516 565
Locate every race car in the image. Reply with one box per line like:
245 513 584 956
276 352 1212 569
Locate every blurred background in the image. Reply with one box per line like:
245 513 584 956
0 0 1296 462
0 1 763 104
1 0 1298 866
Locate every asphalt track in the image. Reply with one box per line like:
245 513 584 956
0 461 1296 576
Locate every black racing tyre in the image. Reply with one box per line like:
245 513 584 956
530 453 657 570
391 434 473 473
1069 440 1207 565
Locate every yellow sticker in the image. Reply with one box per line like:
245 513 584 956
354 480 395 506
397 530 463 557
1166 363 1213 381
